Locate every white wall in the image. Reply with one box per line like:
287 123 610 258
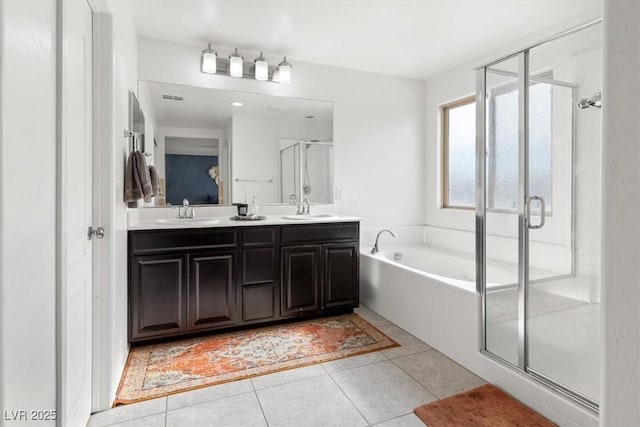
601 0 640 424
0 1 58 424
137 36 426 228
105 0 138 410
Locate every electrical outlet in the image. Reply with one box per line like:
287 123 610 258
334 186 342 200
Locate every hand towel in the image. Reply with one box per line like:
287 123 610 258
136 151 153 203
149 165 160 197
124 151 142 208
124 151 153 207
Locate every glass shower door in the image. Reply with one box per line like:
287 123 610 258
479 19 601 412
525 26 601 406
482 54 523 367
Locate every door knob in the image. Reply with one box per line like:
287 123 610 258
88 226 105 240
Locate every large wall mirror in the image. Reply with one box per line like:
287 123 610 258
136 81 333 207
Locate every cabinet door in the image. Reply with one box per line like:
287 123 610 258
323 243 359 309
281 245 321 317
188 251 236 330
130 254 186 341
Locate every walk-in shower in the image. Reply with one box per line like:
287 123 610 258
476 18 602 411
279 140 333 204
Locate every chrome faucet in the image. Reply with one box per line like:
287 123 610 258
178 199 194 219
289 194 298 206
371 229 397 254
297 198 310 215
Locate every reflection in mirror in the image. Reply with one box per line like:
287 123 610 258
280 141 333 205
129 91 145 151
136 81 333 206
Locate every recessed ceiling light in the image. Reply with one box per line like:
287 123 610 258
231 102 243 107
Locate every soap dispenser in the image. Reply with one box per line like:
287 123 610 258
251 196 259 216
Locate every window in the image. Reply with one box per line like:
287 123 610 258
441 77 553 213
441 96 476 209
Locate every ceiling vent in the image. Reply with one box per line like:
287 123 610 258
162 94 184 101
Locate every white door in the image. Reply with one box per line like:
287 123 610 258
60 0 93 425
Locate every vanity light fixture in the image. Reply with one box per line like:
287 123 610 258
229 48 244 78
201 43 217 74
254 52 268 81
278 56 292 84
231 102 243 107
200 44 291 83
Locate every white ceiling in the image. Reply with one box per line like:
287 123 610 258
129 0 600 80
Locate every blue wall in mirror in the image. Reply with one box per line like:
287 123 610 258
166 154 218 205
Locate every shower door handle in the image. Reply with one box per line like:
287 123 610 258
525 196 545 229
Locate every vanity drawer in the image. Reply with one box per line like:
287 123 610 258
130 228 237 254
242 227 276 246
280 223 359 245
242 247 276 284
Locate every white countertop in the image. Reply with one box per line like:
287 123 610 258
128 214 362 231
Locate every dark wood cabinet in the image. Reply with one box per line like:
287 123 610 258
323 243 359 309
188 251 236 330
281 245 322 317
129 222 358 343
130 254 187 341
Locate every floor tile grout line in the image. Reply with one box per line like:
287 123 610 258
249 377 271 427
251 369 327 392
164 390 257 415
326 369 374 426
164 396 168 427
371 410 418 426
389 353 443 401
165 380 254 412
98 400 167 427
383 346 435 360
253 390 271 427
323 352 390 375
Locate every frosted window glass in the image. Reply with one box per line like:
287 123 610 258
528 83 552 212
489 82 552 212
446 101 476 207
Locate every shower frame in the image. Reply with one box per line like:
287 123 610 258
475 17 601 413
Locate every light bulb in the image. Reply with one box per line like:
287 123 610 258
229 48 243 78
201 43 217 74
278 56 291 84
254 52 268 81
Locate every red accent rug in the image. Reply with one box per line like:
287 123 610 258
114 313 398 406
414 384 557 427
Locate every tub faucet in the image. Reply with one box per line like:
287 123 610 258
371 229 397 254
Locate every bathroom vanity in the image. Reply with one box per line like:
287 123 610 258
127 219 359 343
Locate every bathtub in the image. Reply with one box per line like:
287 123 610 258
365 243 521 292
359 242 598 426
360 243 479 356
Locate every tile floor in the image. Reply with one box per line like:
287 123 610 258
87 305 486 427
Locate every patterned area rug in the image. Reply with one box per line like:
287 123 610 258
114 313 398 405
414 384 557 427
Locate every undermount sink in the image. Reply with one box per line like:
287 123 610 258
281 214 337 220
156 218 221 225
